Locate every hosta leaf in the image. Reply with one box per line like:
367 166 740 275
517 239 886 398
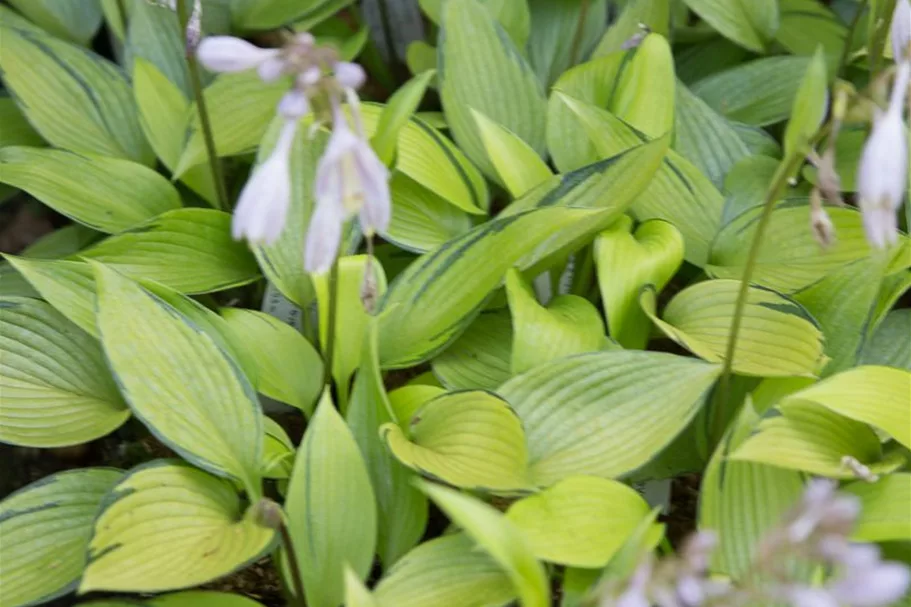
432 309 513 391
0 147 181 233
708 204 875 293
359 103 488 215
133 57 190 170
220 308 323 415
780 366 911 449
174 71 288 176
284 393 377 607
438 0 547 181
94 264 263 492
261 417 295 479
681 0 778 52
472 109 552 197
347 323 428 568
642 279 826 377
529 0 608 86
80 462 274 593
862 309 911 369
556 93 722 265
388 385 447 426
721 155 781 224
793 257 887 375
420 0 531 48
783 48 828 164
594 216 684 349
0 468 122 607
231 0 341 30
345 566 380 607
610 33 675 140
673 81 750 188
378 138 667 368
373 533 514 607
506 269 610 374
371 69 436 165
0 96 44 149
7 0 103 45
0 26 152 164
386 172 473 253
592 0 669 57
0 297 129 448
844 474 911 542
776 0 847 57
419 482 550 607
802 127 867 193
498 351 721 485
692 56 812 126
730 401 903 479
315 256 387 410
80 209 259 294
382 391 531 492
506 476 651 567
699 398 807 580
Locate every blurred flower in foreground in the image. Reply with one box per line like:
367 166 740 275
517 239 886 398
894 0 911 63
599 479 910 607
196 33 390 261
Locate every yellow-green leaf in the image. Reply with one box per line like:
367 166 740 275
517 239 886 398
419 482 550 607
315 255 387 411
862 309 911 369
80 462 274 593
783 47 828 164
844 474 911 542
708 204 878 292
506 269 610 374
220 308 323 415
387 384 447 427
80 209 260 294
0 147 181 233
0 468 122 607
0 26 152 164
498 351 721 485
373 533 514 607
261 417 295 480
682 0 778 52
7 0 102 45
730 401 904 479
284 393 377 607
439 0 547 182
0 296 129 447
150 591 267 607
431 309 513 391
382 391 531 492
780 366 911 449
347 322 428 567
372 70 437 166
506 476 651 567
611 33 675 139
594 216 684 349
593 0 669 57
94 264 263 492
386 172 473 253
472 109 552 198
133 57 190 170
642 279 826 377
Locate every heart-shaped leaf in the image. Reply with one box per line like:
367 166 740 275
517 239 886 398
383 390 531 492
594 216 684 349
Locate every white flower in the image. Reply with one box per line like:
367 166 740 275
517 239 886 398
232 119 298 244
334 61 366 89
197 36 280 73
829 546 911 607
893 0 911 62
303 105 391 274
789 587 840 607
856 61 909 249
610 561 652 607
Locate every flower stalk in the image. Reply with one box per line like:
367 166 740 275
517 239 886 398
176 0 230 212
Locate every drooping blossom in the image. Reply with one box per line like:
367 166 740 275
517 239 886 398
856 60 910 249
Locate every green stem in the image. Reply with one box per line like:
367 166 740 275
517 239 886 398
322 259 340 392
278 520 307 607
569 0 591 67
177 0 230 211
711 153 807 442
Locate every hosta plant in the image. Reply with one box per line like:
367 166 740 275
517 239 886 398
0 0 910 606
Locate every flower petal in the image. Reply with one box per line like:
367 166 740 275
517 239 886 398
197 36 279 73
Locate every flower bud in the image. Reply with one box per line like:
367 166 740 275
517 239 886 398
250 497 283 529
197 36 280 73
334 61 367 90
